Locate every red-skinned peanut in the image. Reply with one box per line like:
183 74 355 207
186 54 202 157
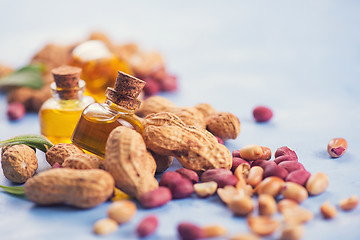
263 164 288 180
136 215 159 238
159 171 183 187
139 187 172 208
275 146 298 160
286 170 311 186
170 177 194 199
176 168 199 184
231 157 250 172
278 161 305 173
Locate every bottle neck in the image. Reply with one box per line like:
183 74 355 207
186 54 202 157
51 80 86 101
104 99 135 114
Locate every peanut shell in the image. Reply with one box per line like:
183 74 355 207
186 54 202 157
142 112 232 171
105 126 158 198
24 168 114 208
1 144 38 183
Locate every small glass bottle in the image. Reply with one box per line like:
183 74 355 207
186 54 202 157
71 71 145 157
39 66 95 144
68 40 133 103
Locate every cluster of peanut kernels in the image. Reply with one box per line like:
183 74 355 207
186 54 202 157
141 144 356 240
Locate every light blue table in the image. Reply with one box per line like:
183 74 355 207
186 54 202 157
1 1 360 239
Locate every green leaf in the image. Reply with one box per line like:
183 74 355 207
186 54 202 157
0 185 25 195
0 134 53 152
0 63 46 89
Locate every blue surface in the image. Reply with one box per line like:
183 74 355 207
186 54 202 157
1 1 360 239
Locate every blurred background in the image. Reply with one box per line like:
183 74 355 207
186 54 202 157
0 1 360 239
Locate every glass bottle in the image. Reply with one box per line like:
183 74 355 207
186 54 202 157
39 65 95 144
71 71 145 157
68 40 133 103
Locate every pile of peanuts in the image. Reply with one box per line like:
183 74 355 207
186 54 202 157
93 142 357 239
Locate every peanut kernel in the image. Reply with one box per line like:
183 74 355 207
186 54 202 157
280 224 304 240
339 195 359 211
202 224 227 238
281 182 308 203
258 194 277 216
282 206 314 225
254 176 284 197
247 216 280 236
229 233 261 240
246 166 263 187
194 181 218 198
277 199 299 213
327 138 348 158
306 172 329 195
228 195 254 216
107 200 137 224
93 218 118 235
239 145 263 161
320 201 337 219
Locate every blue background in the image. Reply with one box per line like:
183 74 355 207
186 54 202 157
0 1 360 239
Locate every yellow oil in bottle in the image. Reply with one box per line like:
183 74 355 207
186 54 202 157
39 66 94 145
68 40 133 103
71 103 143 157
39 105 83 144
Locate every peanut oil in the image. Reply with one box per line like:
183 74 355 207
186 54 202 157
71 103 143 157
71 71 146 157
39 101 85 144
39 66 94 145
69 40 133 103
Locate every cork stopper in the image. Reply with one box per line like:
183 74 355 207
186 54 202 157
105 71 146 110
51 65 82 100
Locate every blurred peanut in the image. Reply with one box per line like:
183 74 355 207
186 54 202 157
278 161 304 173
107 200 137 224
254 176 284 197
277 199 299 213
285 170 311 186
260 146 271 160
339 195 359 211
93 218 118 235
246 166 263 187
202 225 227 238
306 172 329 195
281 182 308 203
228 195 254 216
139 187 172 208
280 225 304 240
177 222 205 240
201 168 238 188
206 112 241 140
275 146 298 160
258 194 277 216
194 181 218 198
282 206 314 225
229 233 261 240
231 157 250 172
253 106 273 123
239 145 263 161
234 163 250 181
247 216 280 236
176 168 199 184
263 163 288 180
7 102 26 121
170 177 194 199
327 138 348 158
136 215 158 238
320 201 337 219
